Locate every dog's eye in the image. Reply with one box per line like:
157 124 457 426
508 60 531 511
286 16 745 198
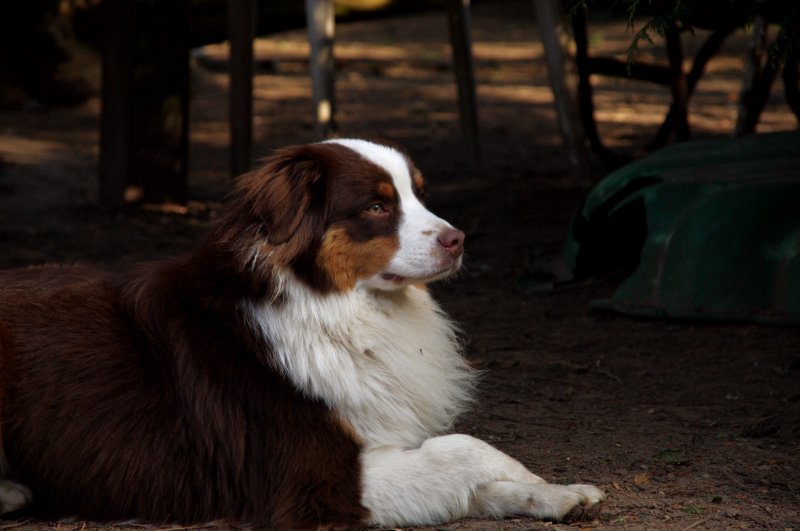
366 202 386 215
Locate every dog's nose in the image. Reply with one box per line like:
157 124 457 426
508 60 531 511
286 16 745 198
437 227 465 257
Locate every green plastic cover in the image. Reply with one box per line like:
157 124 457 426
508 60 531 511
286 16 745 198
563 131 800 324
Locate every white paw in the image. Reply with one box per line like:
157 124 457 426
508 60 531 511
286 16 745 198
472 481 605 522
0 480 32 514
513 482 605 522
559 484 605 521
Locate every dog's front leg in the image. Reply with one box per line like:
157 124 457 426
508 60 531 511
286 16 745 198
361 434 603 527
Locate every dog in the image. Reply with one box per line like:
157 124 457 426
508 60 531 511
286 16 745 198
0 139 604 527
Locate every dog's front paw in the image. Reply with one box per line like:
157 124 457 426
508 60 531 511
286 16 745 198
517 482 604 522
0 480 32 514
472 481 604 522
558 484 605 522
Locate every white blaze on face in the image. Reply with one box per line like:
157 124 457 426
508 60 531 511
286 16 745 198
326 139 462 290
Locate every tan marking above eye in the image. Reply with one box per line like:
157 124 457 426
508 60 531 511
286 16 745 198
377 182 396 199
412 169 425 194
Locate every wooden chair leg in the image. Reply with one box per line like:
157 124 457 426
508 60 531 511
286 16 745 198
228 0 256 178
99 0 134 208
445 0 481 165
305 0 337 137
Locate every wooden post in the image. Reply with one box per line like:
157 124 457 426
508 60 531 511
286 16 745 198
305 0 337 137
99 0 133 208
445 0 481 164
99 0 190 206
228 0 256 177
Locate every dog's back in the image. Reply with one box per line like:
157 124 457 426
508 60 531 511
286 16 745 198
0 265 367 525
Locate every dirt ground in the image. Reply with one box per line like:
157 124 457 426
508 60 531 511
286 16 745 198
1 1 799 529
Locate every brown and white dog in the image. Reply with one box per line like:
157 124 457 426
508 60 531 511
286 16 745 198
0 139 604 527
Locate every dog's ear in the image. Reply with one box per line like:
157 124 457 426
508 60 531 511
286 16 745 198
236 145 327 246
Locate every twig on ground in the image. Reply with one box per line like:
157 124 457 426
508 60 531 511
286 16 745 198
0 520 31 531
682 517 711 530
595 367 624 385
754 504 773 517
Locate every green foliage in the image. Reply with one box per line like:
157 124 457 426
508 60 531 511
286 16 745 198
567 0 799 68
623 2 682 72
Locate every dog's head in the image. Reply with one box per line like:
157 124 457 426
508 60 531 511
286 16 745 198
218 139 464 294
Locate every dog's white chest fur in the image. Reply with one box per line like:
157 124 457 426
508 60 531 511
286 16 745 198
247 275 475 448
